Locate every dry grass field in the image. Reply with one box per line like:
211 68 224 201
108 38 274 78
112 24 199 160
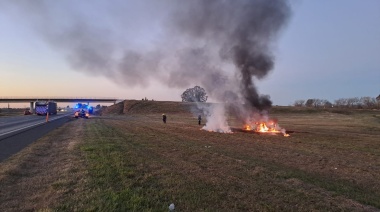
0 100 379 211
0 108 25 117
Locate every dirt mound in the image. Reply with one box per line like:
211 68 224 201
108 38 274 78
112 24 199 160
101 101 124 115
123 100 191 114
103 100 207 115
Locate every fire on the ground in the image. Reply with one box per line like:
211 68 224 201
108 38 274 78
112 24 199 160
244 121 290 137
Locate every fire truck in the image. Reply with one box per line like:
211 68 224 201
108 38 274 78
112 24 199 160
35 101 57 115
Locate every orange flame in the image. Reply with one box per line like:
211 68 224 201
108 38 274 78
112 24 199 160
244 125 251 131
243 121 290 137
255 122 279 133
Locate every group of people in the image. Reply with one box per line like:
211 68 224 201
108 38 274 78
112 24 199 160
162 114 202 125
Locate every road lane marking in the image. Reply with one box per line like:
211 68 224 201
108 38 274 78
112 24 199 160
0 114 72 137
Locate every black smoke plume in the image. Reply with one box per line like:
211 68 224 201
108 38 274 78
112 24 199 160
2 0 291 127
171 0 290 111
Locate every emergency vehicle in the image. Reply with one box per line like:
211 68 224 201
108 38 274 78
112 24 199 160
35 102 57 115
73 103 91 118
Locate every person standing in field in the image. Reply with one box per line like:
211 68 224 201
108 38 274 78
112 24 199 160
162 114 167 124
198 115 202 125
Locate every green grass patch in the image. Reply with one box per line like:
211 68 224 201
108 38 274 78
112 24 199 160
53 111 380 211
56 120 169 211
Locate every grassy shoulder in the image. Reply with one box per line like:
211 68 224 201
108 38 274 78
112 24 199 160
0 118 86 211
60 112 380 211
0 107 379 211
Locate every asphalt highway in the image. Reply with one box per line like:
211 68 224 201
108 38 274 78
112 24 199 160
0 112 73 162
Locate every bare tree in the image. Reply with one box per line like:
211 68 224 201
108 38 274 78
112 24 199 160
293 100 305 107
313 99 324 108
360 97 376 109
305 99 314 107
322 99 333 108
346 97 360 108
332 96 379 109
181 86 208 102
334 98 347 108
304 96 380 109
305 99 324 108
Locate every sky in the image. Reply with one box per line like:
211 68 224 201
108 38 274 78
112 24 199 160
0 0 379 107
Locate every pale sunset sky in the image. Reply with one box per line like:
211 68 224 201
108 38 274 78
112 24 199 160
0 0 379 108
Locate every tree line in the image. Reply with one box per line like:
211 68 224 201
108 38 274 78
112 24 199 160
294 95 380 109
179 85 380 110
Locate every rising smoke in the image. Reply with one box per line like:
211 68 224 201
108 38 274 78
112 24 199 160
2 0 291 132
169 0 291 131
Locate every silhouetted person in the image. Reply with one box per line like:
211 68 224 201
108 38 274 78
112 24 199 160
198 115 202 125
162 114 167 124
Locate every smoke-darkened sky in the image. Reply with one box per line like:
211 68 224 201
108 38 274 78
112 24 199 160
0 0 379 107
